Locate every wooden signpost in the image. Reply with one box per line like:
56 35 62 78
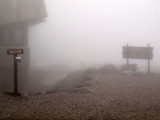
122 44 153 73
7 49 23 95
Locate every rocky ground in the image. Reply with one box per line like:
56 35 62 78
1 71 160 120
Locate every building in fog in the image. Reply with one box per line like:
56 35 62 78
0 0 47 91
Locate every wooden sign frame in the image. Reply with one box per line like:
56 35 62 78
122 44 153 73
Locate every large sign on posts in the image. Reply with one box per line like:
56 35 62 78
122 44 153 73
123 46 153 59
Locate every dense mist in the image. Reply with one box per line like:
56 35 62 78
28 0 160 72
27 0 160 91
2 1 160 119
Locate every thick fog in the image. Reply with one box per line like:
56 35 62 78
3 1 160 118
29 0 160 71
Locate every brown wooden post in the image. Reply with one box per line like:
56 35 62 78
7 49 23 96
14 54 19 95
148 44 150 73
127 43 129 70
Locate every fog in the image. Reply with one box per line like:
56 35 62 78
2 1 160 118
29 0 160 71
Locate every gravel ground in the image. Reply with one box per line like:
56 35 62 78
1 73 160 120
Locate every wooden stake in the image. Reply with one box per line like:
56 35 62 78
14 54 19 95
148 44 150 73
127 43 129 70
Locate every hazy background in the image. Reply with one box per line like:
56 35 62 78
28 0 160 71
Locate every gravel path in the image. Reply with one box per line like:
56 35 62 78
1 73 160 120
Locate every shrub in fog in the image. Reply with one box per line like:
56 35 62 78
99 64 117 73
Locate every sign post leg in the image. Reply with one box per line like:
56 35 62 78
127 58 129 70
148 44 150 74
14 54 19 95
126 43 129 70
148 59 150 73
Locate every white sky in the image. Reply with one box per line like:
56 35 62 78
29 0 160 70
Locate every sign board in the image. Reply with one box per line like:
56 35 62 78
123 46 153 59
7 49 23 55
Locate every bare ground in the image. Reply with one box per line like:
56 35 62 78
1 73 160 120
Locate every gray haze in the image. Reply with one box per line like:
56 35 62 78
29 0 160 71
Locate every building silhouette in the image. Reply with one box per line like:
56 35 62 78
0 0 47 91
